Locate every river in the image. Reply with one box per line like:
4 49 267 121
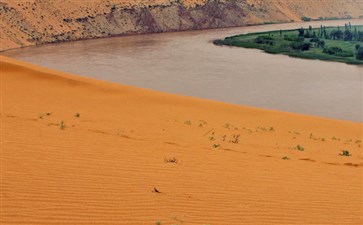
3 19 363 122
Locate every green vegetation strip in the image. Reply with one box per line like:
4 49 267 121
214 24 363 65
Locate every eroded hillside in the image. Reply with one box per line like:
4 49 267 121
1 0 362 51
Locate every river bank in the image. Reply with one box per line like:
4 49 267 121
214 25 363 65
3 20 363 122
1 0 363 51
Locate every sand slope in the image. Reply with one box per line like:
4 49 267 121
1 0 363 51
1 56 362 224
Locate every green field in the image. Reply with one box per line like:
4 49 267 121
214 24 363 65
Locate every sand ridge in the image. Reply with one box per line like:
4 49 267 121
1 55 363 224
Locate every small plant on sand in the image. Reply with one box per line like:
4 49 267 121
209 132 216 141
222 135 227 142
269 127 275 131
39 112 52 119
224 123 231 129
212 144 221 149
184 120 192 125
295 145 304 151
230 134 240 144
309 133 318 140
74 113 80 118
339 150 351 157
356 140 362 148
165 157 178 163
282 156 290 160
155 220 161 225
199 120 207 127
60 121 65 130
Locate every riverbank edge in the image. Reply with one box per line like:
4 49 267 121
213 27 363 65
2 17 360 54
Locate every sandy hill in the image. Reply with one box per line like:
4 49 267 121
1 0 363 51
1 56 362 224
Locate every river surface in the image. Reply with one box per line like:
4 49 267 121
3 19 363 122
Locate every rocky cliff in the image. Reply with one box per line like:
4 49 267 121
1 0 363 51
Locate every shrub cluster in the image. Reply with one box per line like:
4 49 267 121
323 46 353 57
255 36 274 44
284 35 304 42
290 41 311 51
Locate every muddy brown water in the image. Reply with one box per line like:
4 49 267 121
3 20 363 122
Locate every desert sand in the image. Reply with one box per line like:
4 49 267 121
1 55 362 224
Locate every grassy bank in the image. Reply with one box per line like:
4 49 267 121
214 24 363 65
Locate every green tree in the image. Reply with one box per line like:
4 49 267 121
331 30 343 40
323 26 329 39
344 30 353 41
298 27 305 37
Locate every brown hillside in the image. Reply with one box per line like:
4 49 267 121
1 0 362 51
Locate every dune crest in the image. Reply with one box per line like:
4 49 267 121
1 56 362 224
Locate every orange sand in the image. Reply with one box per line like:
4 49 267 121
1 56 362 224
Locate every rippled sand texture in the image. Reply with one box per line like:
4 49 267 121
1 56 362 224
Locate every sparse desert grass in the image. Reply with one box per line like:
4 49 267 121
223 123 238 130
208 132 216 141
224 123 231 129
282 156 290 160
257 126 275 132
198 120 207 127
222 135 227 141
60 121 65 130
295 145 305 151
184 120 192 125
230 134 240 144
38 112 52 119
339 150 351 157
165 157 178 163
212 144 221 149
355 140 362 148
75 113 80 118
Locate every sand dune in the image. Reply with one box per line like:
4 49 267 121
1 55 362 224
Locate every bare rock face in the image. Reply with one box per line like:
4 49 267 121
1 0 362 51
